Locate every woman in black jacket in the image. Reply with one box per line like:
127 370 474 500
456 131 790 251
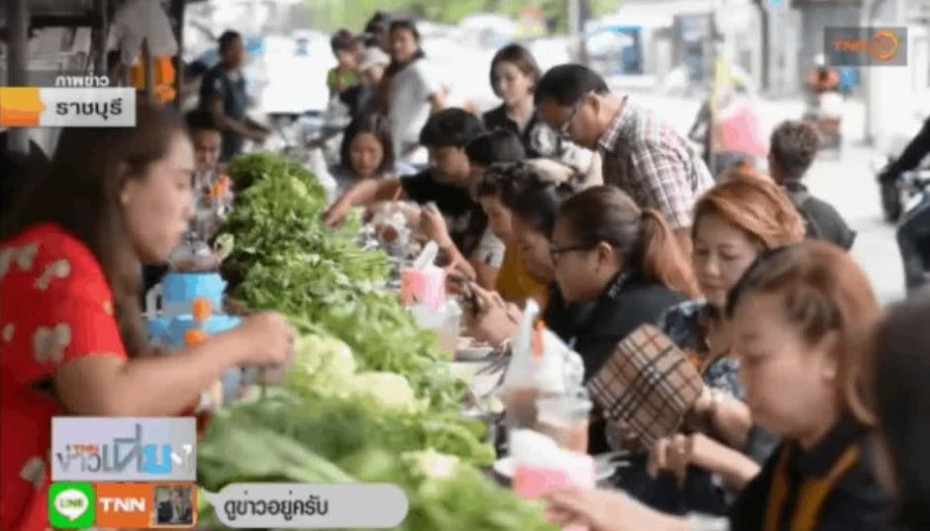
544 241 892 531
868 291 930 531
550 186 700 378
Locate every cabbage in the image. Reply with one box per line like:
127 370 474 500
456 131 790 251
342 371 424 414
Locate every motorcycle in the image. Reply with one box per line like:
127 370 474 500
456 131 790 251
896 168 930 292
803 91 844 154
873 156 930 223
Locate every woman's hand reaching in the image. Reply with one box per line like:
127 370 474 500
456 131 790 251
545 488 688 531
648 432 761 491
648 433 712 487
232 312 296 369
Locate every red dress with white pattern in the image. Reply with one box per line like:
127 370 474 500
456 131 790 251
0 223 128 531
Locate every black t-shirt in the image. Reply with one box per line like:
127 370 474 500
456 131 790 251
784 183 857 251
400 171 487 257
199 64 248 162
554 272 686 455
730 416 890 531
483 105 562 159
340 84 376 118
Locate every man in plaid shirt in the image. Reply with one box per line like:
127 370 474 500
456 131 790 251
534 64 714 256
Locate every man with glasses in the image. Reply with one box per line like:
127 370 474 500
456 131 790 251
534 64 714 256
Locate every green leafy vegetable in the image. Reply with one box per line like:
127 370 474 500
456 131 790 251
199 152 551 530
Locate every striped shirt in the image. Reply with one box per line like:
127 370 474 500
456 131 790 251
598 97 714 229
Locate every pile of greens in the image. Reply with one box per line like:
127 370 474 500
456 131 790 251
199 401 553 531
201 153 555 530
220 154 462 410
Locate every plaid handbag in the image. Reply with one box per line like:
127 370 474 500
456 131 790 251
587 324 704 449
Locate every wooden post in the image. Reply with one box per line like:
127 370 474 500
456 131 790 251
91 0 108 76
6 0 30 154
144 39 155 102
172 0 185 110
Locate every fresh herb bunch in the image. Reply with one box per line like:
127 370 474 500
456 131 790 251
218 153 463 410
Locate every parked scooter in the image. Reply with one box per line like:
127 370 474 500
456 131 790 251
803 91 844 154
874 156 930 223
895 169 930 293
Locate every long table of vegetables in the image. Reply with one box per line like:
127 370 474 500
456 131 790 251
198 153 556 530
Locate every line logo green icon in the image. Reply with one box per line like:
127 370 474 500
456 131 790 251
49 482 96 529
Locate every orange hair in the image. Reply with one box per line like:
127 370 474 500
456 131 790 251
693 176 806 249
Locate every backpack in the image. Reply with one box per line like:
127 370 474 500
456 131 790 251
786 188 825 240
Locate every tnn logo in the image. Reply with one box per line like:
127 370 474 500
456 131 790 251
100 497 146 512
55 423 194 475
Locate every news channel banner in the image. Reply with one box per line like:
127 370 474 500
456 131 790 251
0 75 135 128
49 417 410 529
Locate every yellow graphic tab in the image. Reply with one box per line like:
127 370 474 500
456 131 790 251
0 87 45 127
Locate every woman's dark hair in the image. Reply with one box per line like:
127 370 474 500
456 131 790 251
558 186 700 297
726 241 880 423
185 109 220 133
339 112 394 176
865 290 930 529
365 12 389 33
388 19 420 41
419 108 485 149
363 13 389 48
218 30 242 53
0 143 50 218
769 120 821 182
330 29 356 53
534 63 609 107
489 43 541 98
465 129 526 168
1 100 187 358
477 160 533 199
386 19 425 76
497 162 577 237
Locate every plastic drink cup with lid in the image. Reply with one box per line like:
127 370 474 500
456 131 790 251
504 321 550 428
535 390 593 454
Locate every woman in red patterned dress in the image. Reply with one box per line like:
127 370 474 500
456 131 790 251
0 101 296 531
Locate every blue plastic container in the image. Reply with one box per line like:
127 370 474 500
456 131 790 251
160 272 227 314
163 314 245 405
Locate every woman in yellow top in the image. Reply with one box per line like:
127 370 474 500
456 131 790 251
475 163 551 307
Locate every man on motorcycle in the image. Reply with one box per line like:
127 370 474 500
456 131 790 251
880 115 930 294
808 67 840 96
804 55 843 150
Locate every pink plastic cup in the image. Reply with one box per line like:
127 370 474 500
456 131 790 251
400 267 446 309
513 452 595 531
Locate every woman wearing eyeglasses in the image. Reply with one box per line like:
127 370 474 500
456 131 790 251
549 185 701 453
545 241 891 531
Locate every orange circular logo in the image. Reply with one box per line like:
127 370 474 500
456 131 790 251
869 31 900 62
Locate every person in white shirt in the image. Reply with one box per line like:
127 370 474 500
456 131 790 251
383 19 445 166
